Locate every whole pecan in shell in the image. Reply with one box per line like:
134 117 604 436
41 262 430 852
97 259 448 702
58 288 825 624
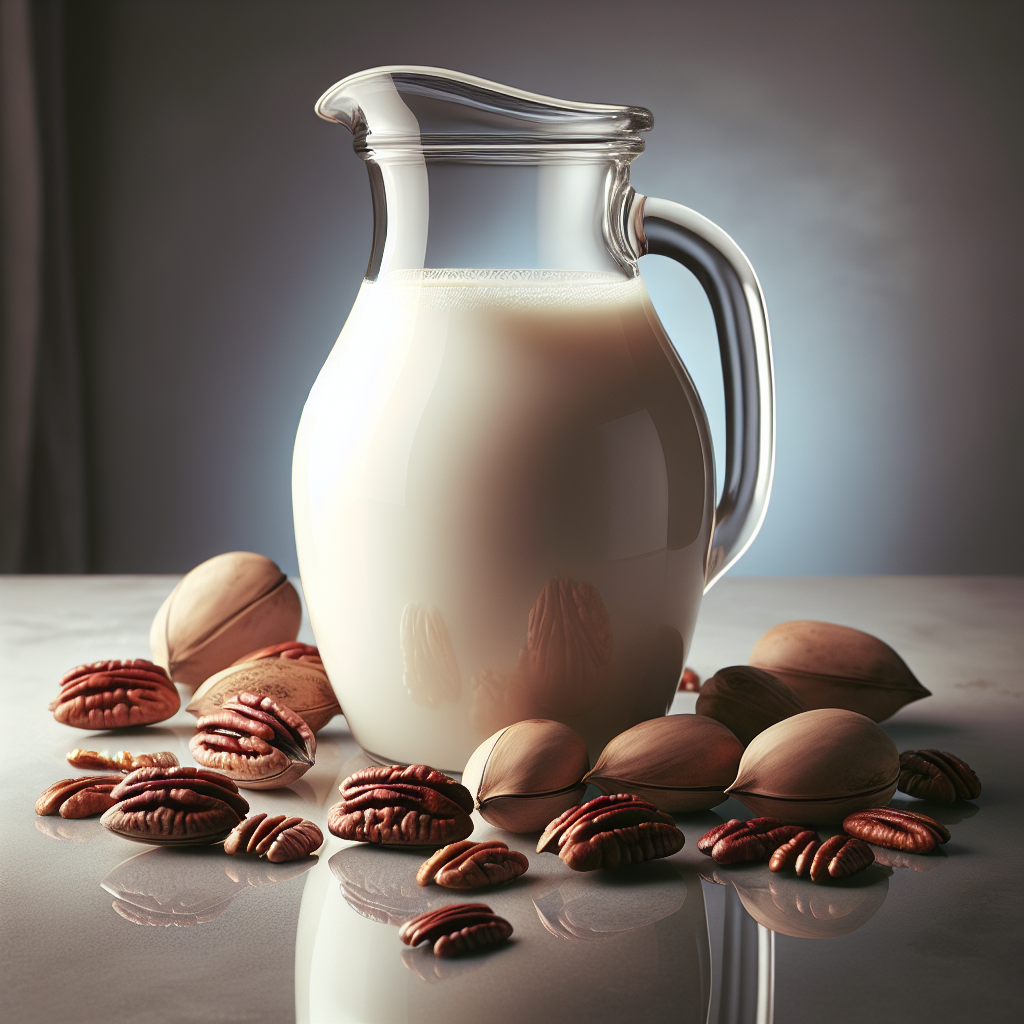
35 775 123 818
537 793 684 871
769 831 874 881
328 764 474 846
224 812 323 861
696 817 806 865
189 691 315 790
49 659 180 730
100 766 249 845
417 840 529 889
399 903 513 958
898 749 981 803
67 748 179 772
843 807 950 853
695 665 809 745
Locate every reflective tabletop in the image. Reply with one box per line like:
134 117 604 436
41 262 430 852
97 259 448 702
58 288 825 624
1 576 1021 1024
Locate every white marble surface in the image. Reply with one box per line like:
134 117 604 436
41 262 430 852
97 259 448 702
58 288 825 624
1 575 1021 1024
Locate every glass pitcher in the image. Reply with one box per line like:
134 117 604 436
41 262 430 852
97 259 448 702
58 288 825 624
292 67 774 771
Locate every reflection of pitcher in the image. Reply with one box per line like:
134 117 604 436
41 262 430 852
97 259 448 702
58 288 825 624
293 67 774 768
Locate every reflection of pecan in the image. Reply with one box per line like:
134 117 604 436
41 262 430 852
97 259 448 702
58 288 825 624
328 765 474 846
843 808 950 853
399 904 513 958
224 813 323 861
517 579 613 716
189 691 315 790
769 831 873 882
101 766 249 845
696 818 806 866
401 604 462 707
48 659 180 729
898 749 981 803
537 794 684 871
35 776 123 818
417 840 529 889
67 748 179 772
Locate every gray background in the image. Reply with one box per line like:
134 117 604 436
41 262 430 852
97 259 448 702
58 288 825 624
64 0 1022 576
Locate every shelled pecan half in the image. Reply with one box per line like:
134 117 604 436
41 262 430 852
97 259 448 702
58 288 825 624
417 840 529 889
769 831 874 881
49 659 180 729
536 793 684 872
224 813 323 861
67 748 179 772
100 766 249 845
35 775 123 818
898 749 981 803
189 691 315 790
696 817 807 865
843 807 950 853
328 764 474 846
399 903 513 958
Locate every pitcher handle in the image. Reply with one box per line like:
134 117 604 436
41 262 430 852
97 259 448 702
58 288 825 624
632 195 776 591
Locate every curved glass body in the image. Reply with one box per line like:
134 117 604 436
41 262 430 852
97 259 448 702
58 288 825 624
292 68 774 769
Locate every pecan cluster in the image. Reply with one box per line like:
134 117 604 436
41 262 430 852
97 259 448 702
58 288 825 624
189 691 315 790
898 749 981 804
417 840 529 889
399 903 513 958
224 813 323 862
843 807 950 853
536 794 685 872
100 765 249 845
49 659 180 729
35 775 123 818
697 817 805 865
769 831 874 882
328 765 474 846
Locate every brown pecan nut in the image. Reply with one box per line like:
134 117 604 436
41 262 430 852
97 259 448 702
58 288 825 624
843 807 951 853
233 641 324 670
67 748 179 772
35 775 123 818
696 817 806 865
769 831 873 881
417 840 529 889
399 903 513 958
189 691 315 790
898 749 981 803
100 766 249 845
224 813 323 861
536 793 684 872
49 659 180 729
328 765 474 846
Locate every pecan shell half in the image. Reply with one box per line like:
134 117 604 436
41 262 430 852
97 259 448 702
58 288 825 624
67 748 179 772
769 831 874 881
328 764 474 846
100 766 249 845
189 691 315 790
536 793 684 872
417 840 529 889
898 749 981 803
35 775 123 818
49 659 180 729
224 813 323 861
399 903 513 958
843 807 950 853
696 817 806 866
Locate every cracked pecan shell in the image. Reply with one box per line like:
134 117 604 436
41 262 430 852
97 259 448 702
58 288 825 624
769 830 874 881
224 813 323 861
35 775 123 818
328 764 474 846
49 659 180 730
189 691 315 789
842 807 950 853
696 817 806 865
536 793 684 872
399 903 513 958
898 749 981 803
417 840 529 889
100 766 249 845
